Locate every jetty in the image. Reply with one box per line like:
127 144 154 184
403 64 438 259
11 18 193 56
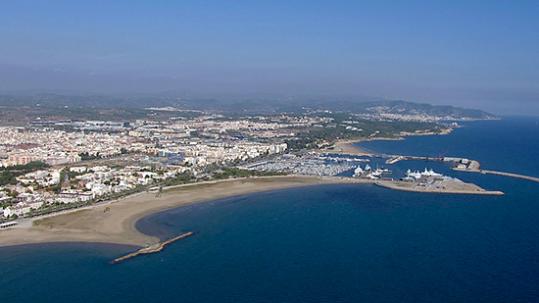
383 154 444 164
374 152 539 186
111 231 194 264
375 180 504 195
475 170 539 184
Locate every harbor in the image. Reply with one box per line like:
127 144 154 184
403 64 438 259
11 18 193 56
239 151 507 196
358 147 539 186
354 165 504 195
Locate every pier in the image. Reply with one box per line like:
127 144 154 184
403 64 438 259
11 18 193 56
477 170 539 184
451 160 539 184
111 231 194 264
382 154 444 164
383 154 539 185
386 156 405 164
344 147 538 190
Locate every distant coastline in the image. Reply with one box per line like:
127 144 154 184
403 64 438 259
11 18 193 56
326 126 455 157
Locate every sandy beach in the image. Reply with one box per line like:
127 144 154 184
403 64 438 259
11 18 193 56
328 139 374 156
326 128 455 157
0 176 363 248
327 137 402 156
0 163 504 248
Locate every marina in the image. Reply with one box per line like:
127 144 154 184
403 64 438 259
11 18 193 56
240 154 364 177
240 151 506 196
364 149 539 186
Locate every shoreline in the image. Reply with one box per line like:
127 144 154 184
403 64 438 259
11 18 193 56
0 176 365 248
323 137 403 156
332 138 387 156
0 174 503 249
326 127 455 157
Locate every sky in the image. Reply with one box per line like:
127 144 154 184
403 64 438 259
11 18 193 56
0 1 538 114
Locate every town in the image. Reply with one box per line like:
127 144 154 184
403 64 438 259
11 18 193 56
0 103 495 225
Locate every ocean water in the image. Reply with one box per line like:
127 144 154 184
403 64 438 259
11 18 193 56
359 117 539 177
1 117 539 303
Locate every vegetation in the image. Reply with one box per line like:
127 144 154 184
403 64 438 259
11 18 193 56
0 161 49 172
0 171 16 186
161 171 195 186
212 167 286 179
285 116 441 151
0 161 50 186
79 152 101 161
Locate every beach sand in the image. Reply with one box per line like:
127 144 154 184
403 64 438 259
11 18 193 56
325 128 454 157
0 172 502 248
328 140 373 156
0 176 361 248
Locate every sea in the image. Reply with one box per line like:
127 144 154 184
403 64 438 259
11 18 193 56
1 117 539 303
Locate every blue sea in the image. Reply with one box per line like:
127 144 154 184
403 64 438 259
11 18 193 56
1 117 539 303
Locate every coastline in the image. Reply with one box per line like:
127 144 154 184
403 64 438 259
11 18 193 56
0 174 503 249
331 139 379 156
0 124 505 249
325 137 406 157
0 176 365 248
326 127 454 156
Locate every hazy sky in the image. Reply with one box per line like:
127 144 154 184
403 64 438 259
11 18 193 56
1 1 538 114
